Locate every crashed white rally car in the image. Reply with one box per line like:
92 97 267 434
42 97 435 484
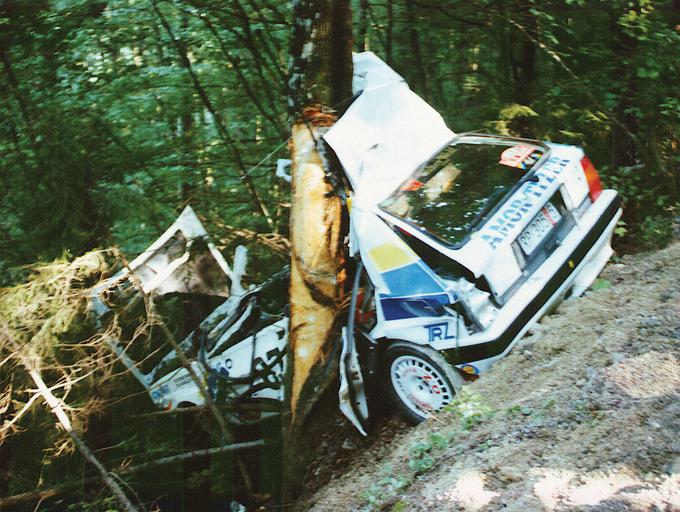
335 134 621 427
93 52 621 431
325 52 622 427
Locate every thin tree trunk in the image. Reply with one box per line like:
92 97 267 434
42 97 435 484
117 250 255 497
232 0 287 85
505 0 537 135
199 13 287 137
405 0 427 96
386 0 394 65
0 47 37 149
184 1 286 119
357 0 369 51
151 0 274 228
0 439 268 510
22 361 139 512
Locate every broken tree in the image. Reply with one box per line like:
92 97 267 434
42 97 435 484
283 0 353 500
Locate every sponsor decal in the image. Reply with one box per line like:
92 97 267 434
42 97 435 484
425 321 456 342
173 374 192 387
480 156 570 249
460 364 479 375
215 358 233 377
499 144 541 169
400 178 424 191
150 384 170 402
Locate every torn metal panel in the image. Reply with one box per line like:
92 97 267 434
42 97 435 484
92 208 288 422
324 51 455 207
92 207 244 308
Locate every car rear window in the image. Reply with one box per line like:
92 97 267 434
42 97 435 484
379 136 547 246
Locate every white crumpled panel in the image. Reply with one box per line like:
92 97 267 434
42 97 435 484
324 52 455 206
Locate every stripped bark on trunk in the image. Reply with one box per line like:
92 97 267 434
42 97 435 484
284 0 353 500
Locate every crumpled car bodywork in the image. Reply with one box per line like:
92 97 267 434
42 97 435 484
325 52 621 424
92 207 288 421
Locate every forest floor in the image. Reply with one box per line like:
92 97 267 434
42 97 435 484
295 240 680 511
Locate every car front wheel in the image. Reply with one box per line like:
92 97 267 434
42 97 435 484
384 342 463 425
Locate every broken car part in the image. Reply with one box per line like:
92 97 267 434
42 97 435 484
91 207 288 423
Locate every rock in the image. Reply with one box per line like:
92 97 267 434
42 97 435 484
523 350 533 360
341 439 356 451
641 316 661 327
610 352 626 364
666 456 680 475
498 466 523 482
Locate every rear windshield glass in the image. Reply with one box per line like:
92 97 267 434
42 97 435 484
379 137 546 246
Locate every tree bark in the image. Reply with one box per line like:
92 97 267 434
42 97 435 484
357 0 369 52
508 0 537 136
386 0 394 65
284 0 353 502
405 0 428 96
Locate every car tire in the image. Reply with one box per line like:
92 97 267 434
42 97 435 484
384 341 463 425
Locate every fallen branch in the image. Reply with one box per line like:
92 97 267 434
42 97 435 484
129 401 282 418
22 359 139 512
0 438 273 509
213 223 291 256
119 438 270 475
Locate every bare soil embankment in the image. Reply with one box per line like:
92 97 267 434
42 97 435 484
301 241 680 511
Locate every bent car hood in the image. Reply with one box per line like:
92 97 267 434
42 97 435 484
324 52 455 207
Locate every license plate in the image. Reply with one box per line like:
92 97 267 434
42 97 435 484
517 202 561 255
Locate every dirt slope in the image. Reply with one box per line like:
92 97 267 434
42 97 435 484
301 241 680 511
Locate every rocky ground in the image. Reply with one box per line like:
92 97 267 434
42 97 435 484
297 241 680 511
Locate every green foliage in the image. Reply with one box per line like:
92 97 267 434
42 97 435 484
639 213 676 249
1 0 677 273
408 432 449 473
442 387 494 430
0 0 291 276
361 390 495 509
65 496 119 512
591 278 612 291
361 464 411 511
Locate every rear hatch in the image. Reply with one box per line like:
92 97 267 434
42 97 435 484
379 135 600 302
379 135 549 249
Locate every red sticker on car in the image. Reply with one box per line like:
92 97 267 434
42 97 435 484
500 144 538 169
401 178 424 191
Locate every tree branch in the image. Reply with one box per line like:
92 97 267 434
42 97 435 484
21 360 139 512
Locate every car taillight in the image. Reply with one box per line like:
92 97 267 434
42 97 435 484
581 156 603 202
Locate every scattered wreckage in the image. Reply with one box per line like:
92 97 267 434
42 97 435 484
93 52 621 432
91 207 288 423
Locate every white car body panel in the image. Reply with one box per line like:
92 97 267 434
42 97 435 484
94 53 621 433
92 208 288 420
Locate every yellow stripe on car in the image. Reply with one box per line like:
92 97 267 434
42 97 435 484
368 241 419 272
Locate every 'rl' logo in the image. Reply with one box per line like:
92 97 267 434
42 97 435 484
425 322 456 343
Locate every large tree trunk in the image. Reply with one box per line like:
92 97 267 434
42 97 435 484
284 0 353 502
